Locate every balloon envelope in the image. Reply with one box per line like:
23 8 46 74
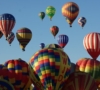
29 48 71 90
0 13 15 39
62 71 97 90
78 17 86 28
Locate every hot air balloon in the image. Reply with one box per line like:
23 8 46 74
50 26 59 38
44 43 63 51
38 12 45 20
0 13 16 40
0 31 3 38
62 71 97 90
70 62 76 74
7 32 15 46
83 32 100 59
4 58 32 90
0 79 15 90
57 34 69 48
78 17 86 28
46 6 56 21
40 43 45 49
76 58 100 89
62 2 79 27
16 27 32 51
29 48 71 90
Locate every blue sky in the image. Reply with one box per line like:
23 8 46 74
0 0 100 64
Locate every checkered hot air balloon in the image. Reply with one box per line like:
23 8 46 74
62 2 79 27
62 71 97 90
83 32 100 59
0 13 16 40
7 32 15 46
16 27 32 51
78 17 86 28
0 79 15 90
57 34 69 48
29 48 71 90
46 6 56 21
4 58 32 90
50 26 59 38
76 58 100 89
40 43 45 49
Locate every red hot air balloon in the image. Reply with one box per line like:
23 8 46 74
50 26 59 38
83 32 100 59
0 13 16 40
62 71 97 90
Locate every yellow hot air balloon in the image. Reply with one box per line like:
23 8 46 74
62 2 79 27
16 27 32 51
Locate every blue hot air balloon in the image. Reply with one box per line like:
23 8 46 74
40 43 45 49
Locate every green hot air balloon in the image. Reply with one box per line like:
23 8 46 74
46 6 56 21
38 12 45 20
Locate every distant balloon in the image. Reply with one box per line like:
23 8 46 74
83 32 100 59
78 17 86 28
50 26 59 38
0 13 16 39
7 32 15 46
57 34 69 48
16 27 32 51
70 62 76 74
0 31 3 38
46 6 56 21
38 12 45 20
40 43 45 49
62 2 79 27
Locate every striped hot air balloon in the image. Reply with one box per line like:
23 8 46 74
29 48 71 90
7 32 15 45
4 58 32 90
16 27 32 51
62 2 79 27
62 71 97 90
76 58 100 89
57 34 69 48
0 13 16 39
83 32 100 59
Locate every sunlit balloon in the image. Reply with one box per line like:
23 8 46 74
83 32 100 59
78 17 86 28
50 26 59 38
0 13 16 39
57 34 69 48
76 58 100 88
62 2 79 27
46 6 56 21
16 27 32 51
29 48 71 90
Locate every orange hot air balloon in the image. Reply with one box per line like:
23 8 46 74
76 58 100 89
4 58 32 90
62 71 97 90
50 26 59 38
62 2 79 27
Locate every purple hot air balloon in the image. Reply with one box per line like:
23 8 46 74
7 32 15 46
57 34 69 48
40 43 45 49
